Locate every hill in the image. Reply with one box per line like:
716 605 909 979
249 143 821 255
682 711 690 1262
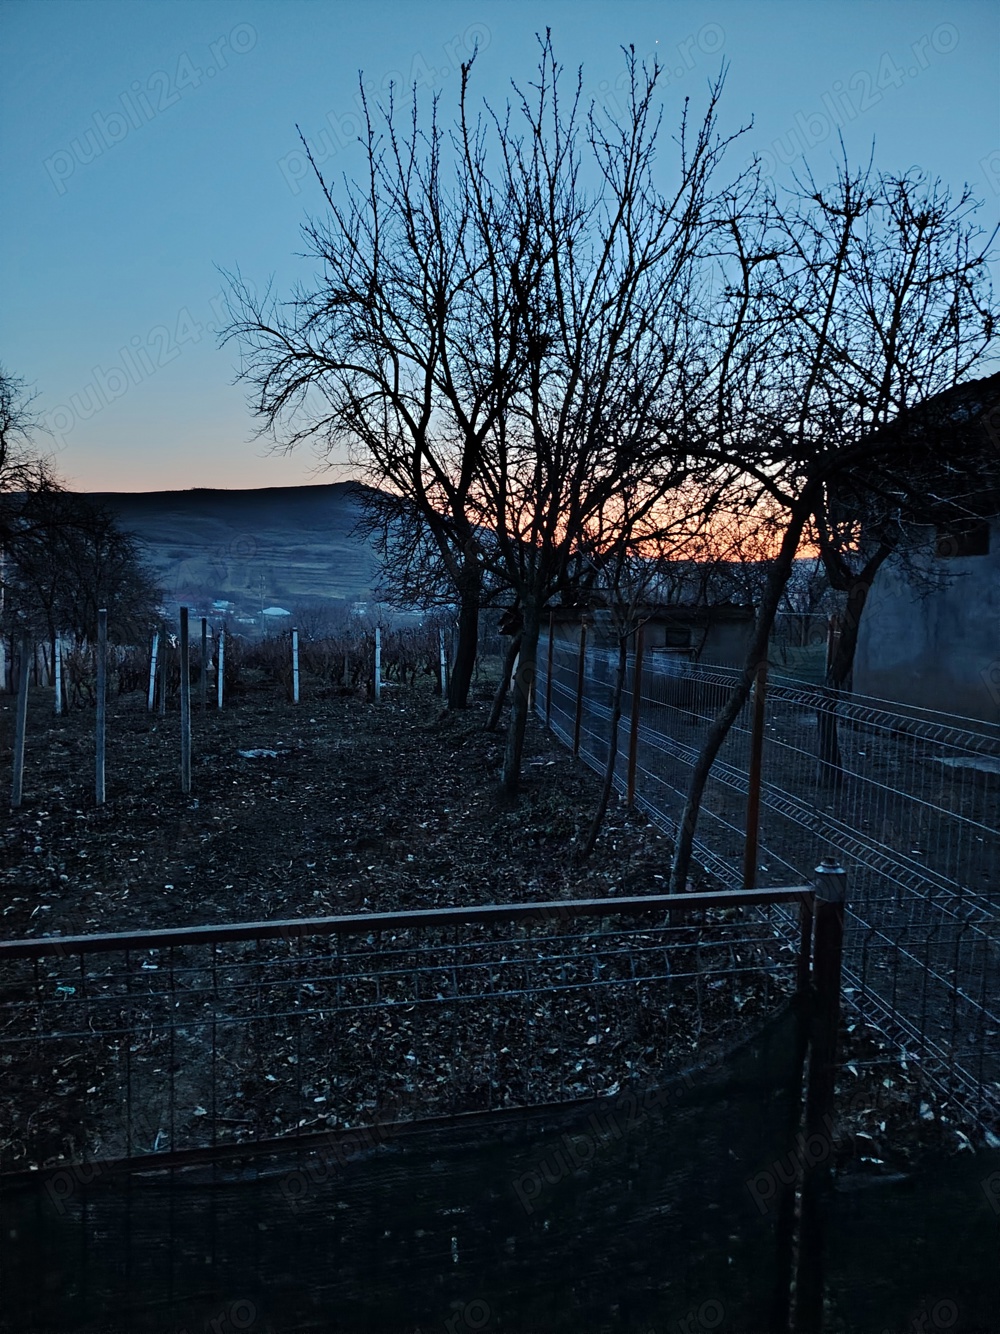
89 481 378 616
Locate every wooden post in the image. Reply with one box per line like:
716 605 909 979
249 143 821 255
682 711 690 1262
544 610 555 730
10 634 30 809
200 618 208 711
147 630 159 712
217 627 225 709
795 859 847 1333
742 658 768 890
54 635 63 717
374 627 382 701
179 607 191 794
291 627 300 703
158 619 167 716
95 609 107 806
572 622 587 758
625 623 646 807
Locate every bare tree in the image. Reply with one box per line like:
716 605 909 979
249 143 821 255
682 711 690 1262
453 40 750 795
667 157 998 890
225 38 750 791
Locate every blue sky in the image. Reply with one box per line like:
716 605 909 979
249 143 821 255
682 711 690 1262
2 0 998 492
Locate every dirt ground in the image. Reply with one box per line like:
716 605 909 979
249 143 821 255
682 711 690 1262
0 674 672 941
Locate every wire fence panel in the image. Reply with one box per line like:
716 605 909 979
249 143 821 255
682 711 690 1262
0 893 807 1175
537 631 1000 1130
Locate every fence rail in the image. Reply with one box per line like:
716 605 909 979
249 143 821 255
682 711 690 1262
0 888 812 1177
538 630 1000 1132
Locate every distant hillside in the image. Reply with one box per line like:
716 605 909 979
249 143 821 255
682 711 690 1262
89 482 379 614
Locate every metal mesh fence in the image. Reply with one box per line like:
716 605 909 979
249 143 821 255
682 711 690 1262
538 628 1000 1131
0 893 806 1175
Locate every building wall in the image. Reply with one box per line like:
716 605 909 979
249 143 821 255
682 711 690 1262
854 521 1000 724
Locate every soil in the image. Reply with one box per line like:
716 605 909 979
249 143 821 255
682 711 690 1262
0 675 671 939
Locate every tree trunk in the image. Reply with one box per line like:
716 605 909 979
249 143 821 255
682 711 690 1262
486 633 522 732
817 550 889 786
448 565 481 709
582 633 628 857
502 599 541 797
668 505 812 893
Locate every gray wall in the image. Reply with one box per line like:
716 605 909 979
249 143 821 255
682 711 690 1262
854 522 1000 724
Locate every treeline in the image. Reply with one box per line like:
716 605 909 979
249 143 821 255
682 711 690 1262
1 367 161 674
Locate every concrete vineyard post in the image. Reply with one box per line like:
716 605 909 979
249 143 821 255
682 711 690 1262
292 627 300 704
147 631 159 712
200 618 208 711
95 609 107 806
158 619 167 716
179 607 191 794
217 627 225 709
438 628 447 698
10 634 30 809
54 634 63 717
374 627 382 702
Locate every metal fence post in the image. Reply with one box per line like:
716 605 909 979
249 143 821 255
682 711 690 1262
742 658 768 889
626 623 645 807
572 622 587 758
795 858 847 1333
158 619 167 717
544 610 555 729
147 630 159 712
217 627 225 710
95 610 107 806
179 607 191 794
10 634 30 809
54 634 63 717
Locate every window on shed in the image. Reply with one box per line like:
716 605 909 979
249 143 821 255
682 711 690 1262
663 626 693 649
934 519 991 558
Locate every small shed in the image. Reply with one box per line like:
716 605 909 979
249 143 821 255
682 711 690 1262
547 603 754 668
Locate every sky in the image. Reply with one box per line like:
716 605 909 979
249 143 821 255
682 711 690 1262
2 0 999 493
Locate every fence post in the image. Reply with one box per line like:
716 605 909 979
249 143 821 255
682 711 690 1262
217 627 225 709
147 630 159 712
200 617 208 711
572 622 587 758
544 610 555 730
795 858 847 1333
10 634 30 809
291 627 300 704
158 619 167 717
95 609 107 806
179 607 191 794
54 634 63 717
742 658 768 889
374 627 382 702
438 628 447 699
625 624 646 807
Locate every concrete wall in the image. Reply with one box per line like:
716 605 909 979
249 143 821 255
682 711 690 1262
854 522 1000 724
